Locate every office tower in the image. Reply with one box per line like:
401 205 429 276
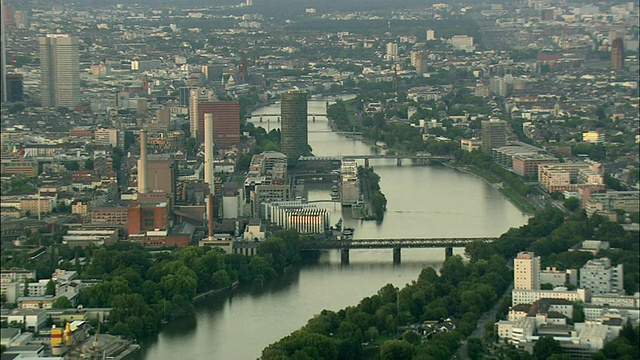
196 102 241 146
189 88 211 139
6 73 23 102
39 34 80 108
514 252 540 290
611 37 624 70
280 91 308 164
481 119 507 154
138 129 149 194
179 87 191 106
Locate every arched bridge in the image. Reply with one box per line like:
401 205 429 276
300 237 496 264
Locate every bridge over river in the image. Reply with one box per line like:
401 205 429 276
300 237 496 264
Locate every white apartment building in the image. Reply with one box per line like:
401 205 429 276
580 258 624 295
514 252 540 290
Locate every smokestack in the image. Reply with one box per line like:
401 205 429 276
207 193 214 241
138 129 149 194
204 113 214 191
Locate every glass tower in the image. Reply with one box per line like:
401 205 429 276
280 91 308 164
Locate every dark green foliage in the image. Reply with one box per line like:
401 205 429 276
467 337 484 360
533 337 563 360
380 340 415 360
75 230 305 340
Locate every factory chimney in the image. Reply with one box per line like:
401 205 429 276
204 113 215 240
204 113 214 190
138 129 149 194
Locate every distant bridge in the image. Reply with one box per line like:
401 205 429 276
308 130 363 135
300 154 455 167
300 237 495 264
247 113 328 122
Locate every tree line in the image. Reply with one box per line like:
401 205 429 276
263 206 639 359
75 229 303 341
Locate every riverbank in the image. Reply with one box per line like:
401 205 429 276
441 162 537 215
192 281 240 302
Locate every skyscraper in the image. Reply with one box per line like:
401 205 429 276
39 34 80 108
280 91 308 164
514 252 540 290
481 119 507 155
611 37 624 70
196 102 241 146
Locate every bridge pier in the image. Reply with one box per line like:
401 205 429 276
393 248 401 264
397 158 402 166
364 158 369 168
340 249 349 265
445 247 453 259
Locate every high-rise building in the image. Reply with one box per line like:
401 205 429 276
189 88 212 139
39 34 80 108
611 37 624 70
580 257 623 295
411 51 424 75
514 252 540 290
481 119 507 154
280 91 308 164
196 102 241 146
385 42 398 61
237 55 248 84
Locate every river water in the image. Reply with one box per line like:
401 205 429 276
134 97 527 360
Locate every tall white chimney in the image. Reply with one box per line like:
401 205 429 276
204 113 214 192
204 113 215 240
138 129 149 194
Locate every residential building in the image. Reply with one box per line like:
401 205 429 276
39 34 80 108
514 252 541 290
538 162 604 193
280 91 308 164
512 288 588 306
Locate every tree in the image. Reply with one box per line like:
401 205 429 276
51 296 72 309
564 197 580 211
533 336 563 360
84 158 94 170
45 280 56 296
467 337 484 360
380 340 415 360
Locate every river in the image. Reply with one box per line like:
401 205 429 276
133 96 527 360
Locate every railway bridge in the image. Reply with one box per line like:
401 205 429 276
300 237 496 264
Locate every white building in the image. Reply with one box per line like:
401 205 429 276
385 42 398 61
448 35 475 52
580 258 624 295
512 287 588 306
514 252 540 290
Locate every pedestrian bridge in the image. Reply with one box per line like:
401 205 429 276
300 237 496 264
